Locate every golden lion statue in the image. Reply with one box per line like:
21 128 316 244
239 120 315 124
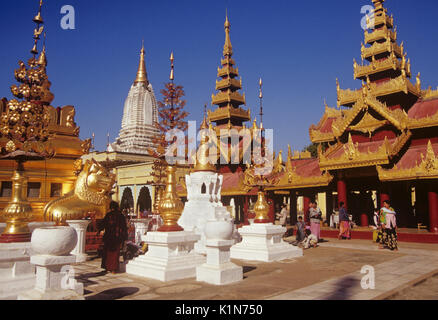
44 159 116 225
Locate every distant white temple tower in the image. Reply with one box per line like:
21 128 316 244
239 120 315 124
109 45 158 154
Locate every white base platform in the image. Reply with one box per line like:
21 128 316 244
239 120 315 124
196 262 243 285
230 223 303 262
126 231 206 282
18 254 84 300
196 239 242 286
0 242 35 300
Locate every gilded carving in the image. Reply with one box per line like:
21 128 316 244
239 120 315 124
44 159 116 225
377 140 438 181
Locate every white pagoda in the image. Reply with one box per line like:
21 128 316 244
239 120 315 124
109 45 158 154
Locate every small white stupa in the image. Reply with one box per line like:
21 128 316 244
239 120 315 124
178 117 233 254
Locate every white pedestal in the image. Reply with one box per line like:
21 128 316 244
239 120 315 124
126 231 206 282
18 254 84 300
131 218 151 245
67 220 91 263
230 223 303 262
0 242 35 300
196 239 242 285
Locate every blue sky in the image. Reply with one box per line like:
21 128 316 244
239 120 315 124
1 0 438 154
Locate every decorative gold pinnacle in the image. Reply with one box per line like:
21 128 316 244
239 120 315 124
194 119 216 172
169 52 175 81
223 11 233 57
134 41 148 84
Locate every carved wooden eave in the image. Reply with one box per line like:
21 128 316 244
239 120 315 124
361 38 403 60
267 158 333 190
374 11 394 29
421 87 438 101
354 52 411 80
332 95 408 139
365 95 409 130
317 133 410 171
309 105 342 143
338 75 420 107
408 111 438 130
377 141 438 181
208 104 250 122
349 112 388 137
364 25 397 45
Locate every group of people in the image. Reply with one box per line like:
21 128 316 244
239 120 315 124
293 201 322 249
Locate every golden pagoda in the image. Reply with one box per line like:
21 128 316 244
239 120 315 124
301 0 438 232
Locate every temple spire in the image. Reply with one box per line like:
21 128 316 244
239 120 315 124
134 41 148 84
223 10 233 57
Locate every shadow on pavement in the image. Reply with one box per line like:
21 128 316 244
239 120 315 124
86 287 140 300
319 276 358 300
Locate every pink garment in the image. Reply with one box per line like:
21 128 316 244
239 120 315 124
310 222 321 241
385 213 397 229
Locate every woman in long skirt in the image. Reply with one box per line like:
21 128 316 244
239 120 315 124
97 201 128 274
338 202 351 240
378 200 398 251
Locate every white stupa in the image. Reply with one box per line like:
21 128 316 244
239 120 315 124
178 118 235 254
109 45 158 154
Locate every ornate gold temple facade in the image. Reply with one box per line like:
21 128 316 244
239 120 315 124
0 3 89 222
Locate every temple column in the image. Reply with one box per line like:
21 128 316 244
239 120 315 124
303 194 311 225
379 184 390 209
326 191 333 227
337 177 348 210
428 186 438 234
289 191 298 226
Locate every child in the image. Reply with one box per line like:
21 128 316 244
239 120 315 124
302 228 318 249
295 216 306 243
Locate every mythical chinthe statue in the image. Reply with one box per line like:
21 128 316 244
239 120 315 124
44 159 116 225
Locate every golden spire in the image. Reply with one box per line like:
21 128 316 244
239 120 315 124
194 124 216 172
169 52 175 81
31 0 44 56
134 41 148 84
223 10 233 57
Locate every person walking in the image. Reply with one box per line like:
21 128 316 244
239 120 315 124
377 200 398 251
309 201 322 241
338 202 351 240
97 201 128 274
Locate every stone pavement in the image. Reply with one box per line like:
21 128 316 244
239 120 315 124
269 240 438 300
71 238 438 300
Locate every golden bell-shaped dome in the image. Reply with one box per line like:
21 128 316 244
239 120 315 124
253 188 270 223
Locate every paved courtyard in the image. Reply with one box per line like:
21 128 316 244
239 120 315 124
73 238 438 300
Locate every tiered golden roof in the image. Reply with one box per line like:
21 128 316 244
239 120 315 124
337 0 420 108
209 14 250 126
